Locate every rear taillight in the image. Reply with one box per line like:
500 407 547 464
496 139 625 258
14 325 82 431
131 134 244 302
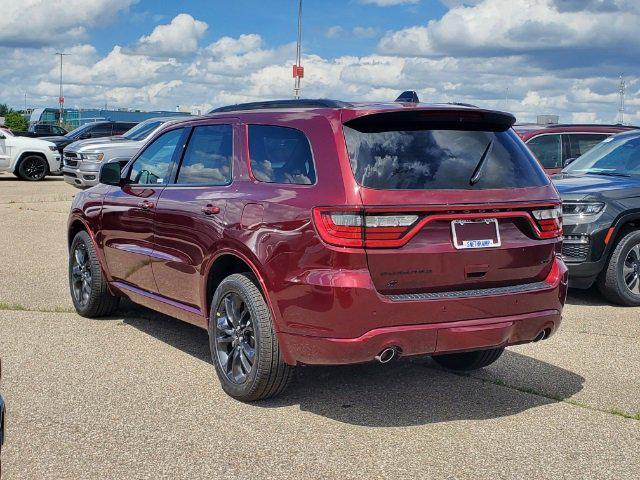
532 206 562 239
313 208 418 248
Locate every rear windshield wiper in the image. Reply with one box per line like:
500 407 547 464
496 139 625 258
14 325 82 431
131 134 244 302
469 139 494 186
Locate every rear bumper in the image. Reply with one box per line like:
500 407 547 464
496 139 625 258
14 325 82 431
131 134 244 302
281 309 561 365
275 255 567 365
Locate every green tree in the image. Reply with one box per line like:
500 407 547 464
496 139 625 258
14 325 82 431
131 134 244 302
5 111 28 132
0 104 10 117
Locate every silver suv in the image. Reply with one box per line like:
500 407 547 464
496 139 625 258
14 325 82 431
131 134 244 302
62 117 189 188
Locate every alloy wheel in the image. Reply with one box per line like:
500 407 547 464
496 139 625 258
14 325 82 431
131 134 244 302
22 157 47 180
214 292 256 384
622 244 640 295
71 243 92 307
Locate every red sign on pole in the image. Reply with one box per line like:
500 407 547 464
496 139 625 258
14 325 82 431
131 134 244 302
59 97 64 104
292 65 304 78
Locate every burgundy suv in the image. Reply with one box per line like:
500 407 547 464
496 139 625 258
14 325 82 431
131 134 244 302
68 98 567 401
514 124 636 175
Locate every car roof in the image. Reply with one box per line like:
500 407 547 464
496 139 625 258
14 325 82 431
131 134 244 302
513 123 638 134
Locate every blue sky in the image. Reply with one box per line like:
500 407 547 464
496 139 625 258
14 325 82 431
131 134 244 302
91 0 447 58
0 0 638 124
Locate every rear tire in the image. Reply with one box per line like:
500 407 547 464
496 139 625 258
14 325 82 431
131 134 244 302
209 273 293 401
598 230 640 306
432 347 505 371
17 155 49 181
69 230 120 317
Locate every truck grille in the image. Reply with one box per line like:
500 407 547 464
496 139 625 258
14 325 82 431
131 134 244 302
64 157 78 167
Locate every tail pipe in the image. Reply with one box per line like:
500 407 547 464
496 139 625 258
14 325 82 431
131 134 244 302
375 347 398 364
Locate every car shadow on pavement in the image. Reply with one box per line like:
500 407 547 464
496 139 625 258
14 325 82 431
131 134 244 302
565 286 610 307
120 302 585 427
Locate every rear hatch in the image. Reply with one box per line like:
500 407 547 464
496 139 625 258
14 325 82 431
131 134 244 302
329 108 561 296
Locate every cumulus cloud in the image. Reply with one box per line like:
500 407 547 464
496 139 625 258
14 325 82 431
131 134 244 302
135 13 208 57
0 0 135 48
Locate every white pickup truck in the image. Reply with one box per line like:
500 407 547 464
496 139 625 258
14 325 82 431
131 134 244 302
0 128 61 180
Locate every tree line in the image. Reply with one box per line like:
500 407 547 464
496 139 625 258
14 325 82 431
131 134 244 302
0 104 29 132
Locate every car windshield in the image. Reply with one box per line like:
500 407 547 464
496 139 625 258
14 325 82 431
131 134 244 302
66 123 95 139
564 134 640 176
123 120 164 141
1 128 14 137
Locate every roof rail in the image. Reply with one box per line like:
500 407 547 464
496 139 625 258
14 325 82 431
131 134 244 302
208 99 351 114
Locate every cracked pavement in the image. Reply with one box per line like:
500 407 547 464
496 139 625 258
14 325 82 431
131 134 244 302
0 173 638 479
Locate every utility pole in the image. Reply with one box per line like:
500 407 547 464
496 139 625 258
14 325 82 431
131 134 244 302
618 75 626 125
292 0 303 99
54 52 70 126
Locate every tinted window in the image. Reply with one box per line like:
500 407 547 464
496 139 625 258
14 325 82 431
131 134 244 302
176 125 232 185
35 125 48 133
565 135 640 176
88 124 113 137
128 128 184 185
124 120 163 141
248 125 316 185
526 134 562 168
567 133 608 158
114 123 137 135
52 126 66 135
343 126 547 190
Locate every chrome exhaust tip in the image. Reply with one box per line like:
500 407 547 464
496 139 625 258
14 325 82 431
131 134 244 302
375 347 397 364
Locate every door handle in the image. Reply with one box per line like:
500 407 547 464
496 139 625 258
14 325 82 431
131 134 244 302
137 200 155 210
201 204 221 215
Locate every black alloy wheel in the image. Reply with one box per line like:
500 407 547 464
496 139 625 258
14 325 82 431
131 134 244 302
70 242 92 308
214 291 256 384
18 155 48 181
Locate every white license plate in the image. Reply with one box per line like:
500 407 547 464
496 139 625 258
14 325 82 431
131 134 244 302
451 218 501 250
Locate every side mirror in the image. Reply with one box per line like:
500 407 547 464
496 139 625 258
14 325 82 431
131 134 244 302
100 162 124 186
564 157 577 167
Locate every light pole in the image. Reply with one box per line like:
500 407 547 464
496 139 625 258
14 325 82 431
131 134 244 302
54 52 70 126
293 0 303 99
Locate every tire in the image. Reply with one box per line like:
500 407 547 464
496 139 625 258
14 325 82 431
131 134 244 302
69 230 120 317
17 155 49 181
598 229 640 306
209 273 293 401
432 347 505 371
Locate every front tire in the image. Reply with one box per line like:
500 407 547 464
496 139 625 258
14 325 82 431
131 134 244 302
17 155 49 181
432 347 505 371
209 273 293 401
69 231 120 317
598 230 640 306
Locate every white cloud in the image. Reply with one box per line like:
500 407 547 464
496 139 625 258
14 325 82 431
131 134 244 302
135 13 208 57
0 0 136 47
379 0 640 56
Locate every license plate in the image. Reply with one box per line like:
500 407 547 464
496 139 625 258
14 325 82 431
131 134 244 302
451 218 501 249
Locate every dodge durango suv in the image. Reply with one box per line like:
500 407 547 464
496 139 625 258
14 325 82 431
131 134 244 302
67 97 567 401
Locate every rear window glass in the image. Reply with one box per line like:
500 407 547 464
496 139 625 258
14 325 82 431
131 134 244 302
343 125 547 190
248 125 316 185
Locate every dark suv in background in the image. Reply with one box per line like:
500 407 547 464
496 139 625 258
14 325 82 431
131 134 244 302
68 96 567 401
515 124 636 174
15 123 68 138
554 130 640 305
42 121 137 155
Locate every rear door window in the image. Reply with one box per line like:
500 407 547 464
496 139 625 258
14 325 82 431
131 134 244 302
526 134 562 169
343 125 547 189
175 125 233 185
566 133 608 158
248 125 316 185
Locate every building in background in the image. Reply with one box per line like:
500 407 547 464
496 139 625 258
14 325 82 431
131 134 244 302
29 108 187 128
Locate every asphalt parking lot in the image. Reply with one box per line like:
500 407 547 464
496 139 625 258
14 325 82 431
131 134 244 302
0 173 638 479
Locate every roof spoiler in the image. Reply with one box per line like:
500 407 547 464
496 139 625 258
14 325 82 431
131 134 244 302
395 91 420 103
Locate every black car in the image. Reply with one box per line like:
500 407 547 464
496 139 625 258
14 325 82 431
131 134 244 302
41 121 137 154
554 130 640 305
15 123 68 137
